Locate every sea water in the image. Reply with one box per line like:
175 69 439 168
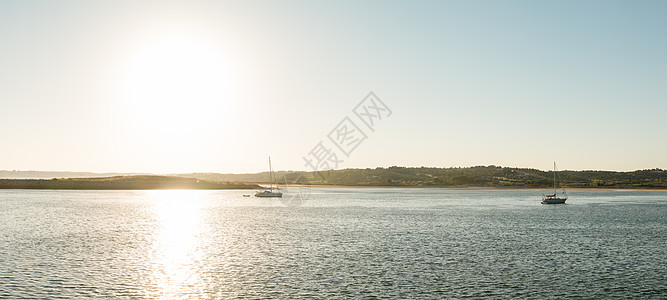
1 188 665 298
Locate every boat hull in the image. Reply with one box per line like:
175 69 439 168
541 197 567 204
255 192 283 198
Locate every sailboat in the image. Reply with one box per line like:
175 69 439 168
542 162 567 204
255 156 283 198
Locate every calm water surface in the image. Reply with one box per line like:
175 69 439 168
1 188 666 299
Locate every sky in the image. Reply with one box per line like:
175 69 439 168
1 0 666 173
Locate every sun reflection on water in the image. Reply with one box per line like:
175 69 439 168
147 190 210 299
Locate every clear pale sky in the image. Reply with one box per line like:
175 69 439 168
1 0 665 173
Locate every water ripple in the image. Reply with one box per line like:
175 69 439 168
0 189 665 298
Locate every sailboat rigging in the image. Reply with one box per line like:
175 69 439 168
255 156 283 198
541 162 567 204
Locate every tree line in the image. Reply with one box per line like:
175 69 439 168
184 166 667 188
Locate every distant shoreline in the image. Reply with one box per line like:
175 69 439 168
1 175 665 191
3 167 666 190
283 184 667 191
0 175 258 190
1 176 665 191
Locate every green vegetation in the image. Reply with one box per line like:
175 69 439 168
183 166 667 189
2 167 665 190
0 175 258 190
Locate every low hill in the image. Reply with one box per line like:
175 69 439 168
181 166 667 189
0 170 146 179
3 166 665 189
0 175 259 190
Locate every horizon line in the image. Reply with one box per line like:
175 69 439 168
1 165 665 175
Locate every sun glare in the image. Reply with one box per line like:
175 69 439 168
121 30 231 140
148 190 209 297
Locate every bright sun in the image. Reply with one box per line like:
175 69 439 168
121 30 230 140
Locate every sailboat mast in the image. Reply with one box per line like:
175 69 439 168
269 156 273 192
553 162 557 194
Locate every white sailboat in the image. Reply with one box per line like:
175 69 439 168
255 156 283 198
542 162 567 204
